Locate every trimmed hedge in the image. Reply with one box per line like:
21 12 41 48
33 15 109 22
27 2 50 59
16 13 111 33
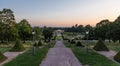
68 39 71 42
114 51 120 63
70 39 76 44
76 41 84 47
33 43 38 47
38 40 42 46
93 39 109 51
0 51 7 62
10 40 25 52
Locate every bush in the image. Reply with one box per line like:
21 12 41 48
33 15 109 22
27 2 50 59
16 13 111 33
70 39 76 44
10 40 25 52
38 40 42 46
33 43 38 47
93 39 109 51
0 51 7 62
76 41 84 47
68 39 71 42
114 51 120 63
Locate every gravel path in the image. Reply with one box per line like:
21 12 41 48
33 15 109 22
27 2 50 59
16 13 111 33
0 51 24 66
40 41 82 66
97 50 120 65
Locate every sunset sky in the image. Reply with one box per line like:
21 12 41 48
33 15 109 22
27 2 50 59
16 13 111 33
0 0 120 27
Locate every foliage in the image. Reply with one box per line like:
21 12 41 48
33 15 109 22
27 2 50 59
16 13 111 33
76 41 84 47
114 51 120 63
17 19 32 43
10 39 25 52
0 8 18 42
64 41 118 66
38 40 42 46
68 39 71 42
0 51 7 63
0 47 11 53
94 19 110 40
93 39 109 51
70 39 76 44
33 43 37 47
42 27 53 42
33 27 42 40
3 41 55 66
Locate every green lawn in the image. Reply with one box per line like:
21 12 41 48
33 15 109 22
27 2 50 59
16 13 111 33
0 47 11 53
79 40 120 52
64 41 119 66
56 35 63 40
105 42 120 52
3 41 55 66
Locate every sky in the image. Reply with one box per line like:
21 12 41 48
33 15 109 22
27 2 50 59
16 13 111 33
0 0 120 27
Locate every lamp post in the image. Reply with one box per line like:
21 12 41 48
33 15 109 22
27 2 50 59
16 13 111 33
85 31 89 54
32 31 35 55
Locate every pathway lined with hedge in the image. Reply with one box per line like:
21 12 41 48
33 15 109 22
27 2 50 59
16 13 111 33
97 50 120 65
0 51 24 66
40 41 82 66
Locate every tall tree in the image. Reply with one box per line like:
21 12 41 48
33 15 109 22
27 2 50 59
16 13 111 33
33 26 42 40
17 19 32 43
94 19 110 40
42 27 53 42
0 8 18 42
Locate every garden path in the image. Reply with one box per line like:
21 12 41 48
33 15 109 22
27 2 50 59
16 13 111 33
40 41 82 66
0 51 24 66
97 50 120 65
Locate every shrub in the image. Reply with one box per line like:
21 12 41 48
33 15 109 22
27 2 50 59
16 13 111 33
10 39 25 52
68 39 71 42
70 39 76 44
0 51 7 62
114 51 120 63
76 41 84 47
93 39 109 51
33 43 38 47
38 40 42 46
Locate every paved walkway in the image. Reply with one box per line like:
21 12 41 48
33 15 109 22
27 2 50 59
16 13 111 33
0 51 25 66
40 41 82 66
97 50 120 65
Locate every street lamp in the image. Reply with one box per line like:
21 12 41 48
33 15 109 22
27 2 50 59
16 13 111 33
32 31 35 41
85 31 89 54
32 31 35 55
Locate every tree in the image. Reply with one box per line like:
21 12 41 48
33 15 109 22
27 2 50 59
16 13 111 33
42 27 53 42
84 25 94 40
0 8 18 43
0 22 5 43
17 19 32 43
77 25 85 34
112 16 120 42
33 27 42 40
94 19 110 40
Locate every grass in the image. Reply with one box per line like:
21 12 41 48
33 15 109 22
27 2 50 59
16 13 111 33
106 42 120 52
78 40 120 52
56 35 63 40
3 41 55 66
64 41 119 66
0 47 11 53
